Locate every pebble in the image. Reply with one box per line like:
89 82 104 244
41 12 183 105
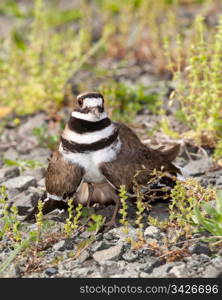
3 148 19 161
76 250 90 264
10 191 39 215
53 239 74 252
92 244 123 264
122 250 138 262
140 257 162 274
2 176 37 192
0 167 20 181
23 168 45 181
188 242 211 256
167 262 187 278
144 226 161 239
183 158 212 177
45 267 58 277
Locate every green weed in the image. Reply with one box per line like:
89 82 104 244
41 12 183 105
119 185 129 227
167 15 222 153
3 158 43 172
135 187 145 239
0 0 110 115
87 214 105 234
193 190 222 237
169 179 216 237
101 82 161 122
32 125 59 150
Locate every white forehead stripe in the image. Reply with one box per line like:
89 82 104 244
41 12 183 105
83 97 103 108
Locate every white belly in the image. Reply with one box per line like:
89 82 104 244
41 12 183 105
59 138 121 184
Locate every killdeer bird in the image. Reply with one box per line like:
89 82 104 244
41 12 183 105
45 92 181 226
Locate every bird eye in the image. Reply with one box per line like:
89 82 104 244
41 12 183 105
78 99 83 107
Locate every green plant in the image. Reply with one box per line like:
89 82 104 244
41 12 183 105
0 0 110 115
64 201 84 237
148 215 168 229
160 117 180 139
36 200 44 243
101 82 161 122
32 125 59 150
0 237 31 276
87 214 105 234
73 203 83 231
119 185 129 227
135 187 145 239
4 158 43 172
64 198 75 237
167 15 222 150
193 190 222 237
0 186 11 240
169 179 216 237
10 205 21 242
0 187 23 243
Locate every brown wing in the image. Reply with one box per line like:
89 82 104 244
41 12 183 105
100 122 180 191
45 150 84 199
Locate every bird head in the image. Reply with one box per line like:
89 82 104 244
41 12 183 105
72 92 107 121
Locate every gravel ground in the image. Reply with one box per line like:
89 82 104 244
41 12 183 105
0 101 222 278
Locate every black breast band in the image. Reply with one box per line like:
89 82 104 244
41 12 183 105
61 129 119 153
68 116 111 134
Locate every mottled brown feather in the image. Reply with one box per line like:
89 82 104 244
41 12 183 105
100 122 180 190
45 150 84 198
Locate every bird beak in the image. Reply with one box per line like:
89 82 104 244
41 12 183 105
91 107 100 119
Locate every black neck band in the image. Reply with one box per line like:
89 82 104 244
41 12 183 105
68 116 111 134
61 129 119 153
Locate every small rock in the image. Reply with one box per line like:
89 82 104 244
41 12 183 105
2 176 37 193
18 113 46 136
58 260 78 272
90 241 108 252
116 260 127 269
122 250 138 262
199 254 211 264
3 148 19 161
45 267 58 277
11 191 39 215
21 148 50 165
23 168 45 181
144 226 161 239
0 167 20 182
17 137 39 153
77 250 90 264
188 242 211 256
149 262 184 278
52 242 66 253
167 262 187 278
80 231 91 239
140 257 162 274
92 244 123 264
204 266 222 278
211 256 222 269
183 158 212 177
53 239 74 252
103 226 138 242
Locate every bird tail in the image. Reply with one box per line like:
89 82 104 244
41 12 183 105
160 144 180 162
